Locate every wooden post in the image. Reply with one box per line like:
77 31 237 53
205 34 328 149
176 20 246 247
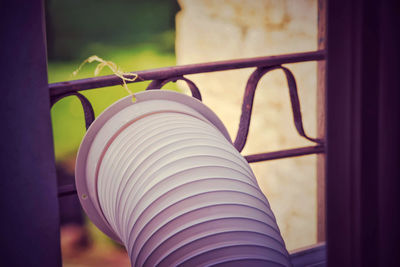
0 0 62 266
317 0 326 242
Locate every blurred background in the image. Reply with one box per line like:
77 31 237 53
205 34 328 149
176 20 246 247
48 0 319 266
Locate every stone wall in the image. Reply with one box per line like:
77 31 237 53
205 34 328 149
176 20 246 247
175 0 318 251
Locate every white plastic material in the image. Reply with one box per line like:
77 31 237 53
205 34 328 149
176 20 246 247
75 90 291 266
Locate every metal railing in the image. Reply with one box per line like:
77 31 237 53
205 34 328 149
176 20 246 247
53 50 326 197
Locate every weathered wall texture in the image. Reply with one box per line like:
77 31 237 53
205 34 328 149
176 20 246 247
176 0 318 251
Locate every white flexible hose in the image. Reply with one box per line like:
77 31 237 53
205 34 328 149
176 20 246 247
77 91 291 266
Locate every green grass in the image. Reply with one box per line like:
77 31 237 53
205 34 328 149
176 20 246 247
49 44 179 161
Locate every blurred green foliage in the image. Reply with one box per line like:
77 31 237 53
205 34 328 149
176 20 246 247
46 0 179 60
46 0 180 161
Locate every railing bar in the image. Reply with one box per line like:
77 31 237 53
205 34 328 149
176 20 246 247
57 145 324 197
49 50 325 96
58 184 77 197
245 145 325 163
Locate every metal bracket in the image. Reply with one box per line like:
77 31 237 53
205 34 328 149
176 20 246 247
234 65 323 152
50 91 95 130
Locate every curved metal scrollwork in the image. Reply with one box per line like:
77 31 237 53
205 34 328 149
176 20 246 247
50 92 95 130
234 65 323 152
50 66 321 152
146 75 202 101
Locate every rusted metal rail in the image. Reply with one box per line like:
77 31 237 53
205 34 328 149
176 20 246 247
49 50 325 96
58 145 325 196
54 50 326 197
244 145 325 163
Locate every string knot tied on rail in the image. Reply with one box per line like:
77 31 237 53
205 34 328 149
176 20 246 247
72 55 138 97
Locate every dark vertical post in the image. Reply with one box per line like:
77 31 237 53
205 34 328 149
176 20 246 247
326 0 400 266
377 1 400 266
0 1 62 266
316 0 326 243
